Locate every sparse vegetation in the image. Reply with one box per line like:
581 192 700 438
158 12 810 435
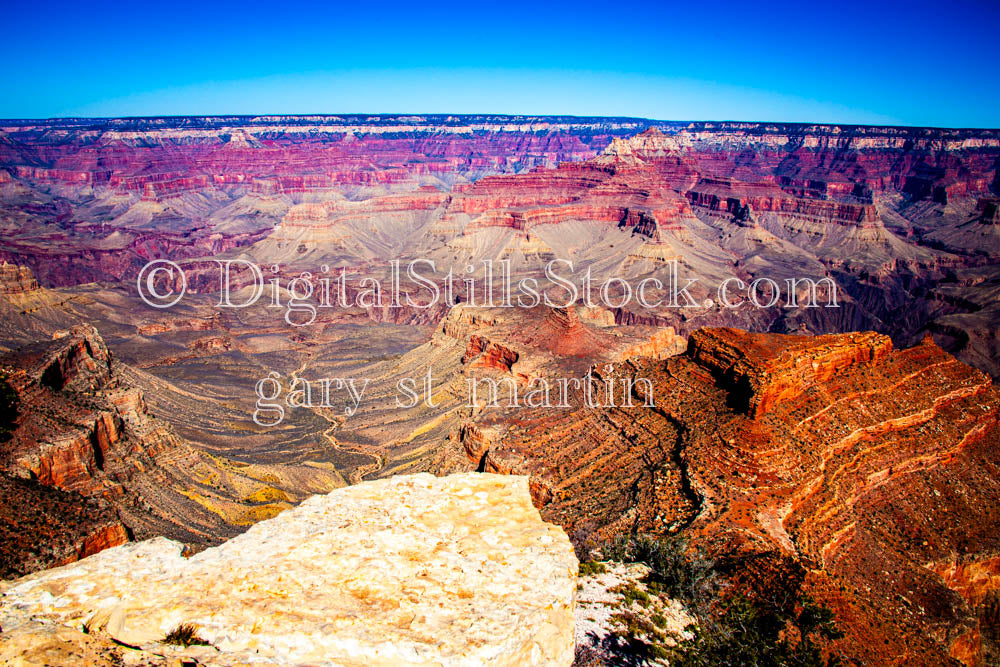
602 534 720 611
162 623 210 647
579 560 608 577
669 593 844 667
611 582 652 608
580 534 843 667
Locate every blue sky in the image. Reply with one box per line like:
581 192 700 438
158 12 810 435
4 0 999 126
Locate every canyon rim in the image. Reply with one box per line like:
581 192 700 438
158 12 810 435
2 1 1000 664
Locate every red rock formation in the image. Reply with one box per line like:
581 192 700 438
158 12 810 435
461 335 520 374
620 327 686 360
0 325 262 573
0 263 39 294
468 327 1000 664
686 328 892 417
70 522 131 561
459 422 501 467
684 177 881 226
536 307 610 358
0 473 129 579
448 137 701 241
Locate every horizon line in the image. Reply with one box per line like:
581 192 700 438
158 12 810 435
1 114 999 132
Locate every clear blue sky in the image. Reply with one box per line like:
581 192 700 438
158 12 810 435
5 0 999 127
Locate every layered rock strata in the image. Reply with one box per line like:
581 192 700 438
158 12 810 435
468 328 1000 664
0 324 342 572
0 262 39 294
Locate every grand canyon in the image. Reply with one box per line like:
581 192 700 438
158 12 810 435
1 115 999 665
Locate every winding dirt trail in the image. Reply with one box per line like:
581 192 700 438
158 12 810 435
289 351 386 484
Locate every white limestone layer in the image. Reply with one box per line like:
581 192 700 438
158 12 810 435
0 473 577 666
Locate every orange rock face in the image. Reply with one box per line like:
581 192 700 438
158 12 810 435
462 335 520 374
466 328 1000 664
687 328 893 417
0 474 129 579
620 326 686 360
69 522 131 562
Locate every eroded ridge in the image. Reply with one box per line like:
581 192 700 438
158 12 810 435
478 328 1000 664
0 324 345 573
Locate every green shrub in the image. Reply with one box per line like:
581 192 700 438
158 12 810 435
579 560 608 577
669 593 843 667
595 534 843 666
601 534 719 611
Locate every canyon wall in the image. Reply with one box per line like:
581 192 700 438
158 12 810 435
462 327 1000 664
0 321 346 573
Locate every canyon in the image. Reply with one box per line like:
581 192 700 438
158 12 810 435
464 327 1000 664
1 115 999 665
0 323 346 576
3 117 997 377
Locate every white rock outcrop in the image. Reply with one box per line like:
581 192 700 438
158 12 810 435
0 473 577 666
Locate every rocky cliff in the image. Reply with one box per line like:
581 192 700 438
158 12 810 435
0 262 39 294
0 324 344 574
464 328 1000 664
687 327 893 417
0 473 577 666
0 474 128 579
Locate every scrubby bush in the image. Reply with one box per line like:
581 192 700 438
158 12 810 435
601 534 720 612
591 534 843 667
579 560 608 577
162 623 210 647
670 593 843 667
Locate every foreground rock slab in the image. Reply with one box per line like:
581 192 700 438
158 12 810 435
0 473 577 666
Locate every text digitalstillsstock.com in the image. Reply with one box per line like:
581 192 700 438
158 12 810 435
137 258 840 324
135 258 839 425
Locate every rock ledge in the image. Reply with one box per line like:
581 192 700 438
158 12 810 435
0 473 577 666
